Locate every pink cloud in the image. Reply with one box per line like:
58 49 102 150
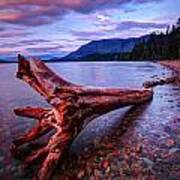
0 29 32 38
0 0 162 26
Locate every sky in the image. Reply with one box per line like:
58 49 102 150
0 0 179 60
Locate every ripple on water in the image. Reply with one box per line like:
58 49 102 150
0 62 179 179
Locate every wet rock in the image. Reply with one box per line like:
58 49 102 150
83 147 89 153
0 156 3 162
86 165 93 175
169 148 180 153
0 167 4 174
135 144 143 153
166 139 175 147
0 149 3 157
141 157 154 167
77 169 85 179
101 160 109 169
105 166 111 173
111 162 118 172
151 75 158 78
112 150 120 157
94 168 102 178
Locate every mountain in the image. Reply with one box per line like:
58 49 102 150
61 35 149 61
0 58 16 63
0 53 68 63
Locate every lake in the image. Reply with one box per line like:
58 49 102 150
0 62 179 179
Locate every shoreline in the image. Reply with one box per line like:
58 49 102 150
0 59 180 64
158 60 180 73
158 60 180 82
0 60 179 179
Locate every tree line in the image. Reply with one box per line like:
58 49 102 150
79 18 180 61
129 18 180 60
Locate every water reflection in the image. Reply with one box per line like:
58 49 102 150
50 61 171 88
0 62 179 179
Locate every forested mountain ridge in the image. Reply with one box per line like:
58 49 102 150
61 18 180 61
129 18 180 60
62 36 150 61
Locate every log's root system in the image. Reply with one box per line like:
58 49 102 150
12 55 154 180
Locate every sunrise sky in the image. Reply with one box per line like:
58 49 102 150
0 0 179 59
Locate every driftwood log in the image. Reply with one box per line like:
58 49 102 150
12 55 153 180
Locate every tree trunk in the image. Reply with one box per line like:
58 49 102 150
12 54 153 180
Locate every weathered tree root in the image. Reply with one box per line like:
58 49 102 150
12 55 153 180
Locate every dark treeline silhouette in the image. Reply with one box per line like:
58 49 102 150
79 18 180 61
129 18 180 60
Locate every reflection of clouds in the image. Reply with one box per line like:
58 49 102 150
50 62 110 86
78 63 109 86
0 61 179 178
50 62 172 89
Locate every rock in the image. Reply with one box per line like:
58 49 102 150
141 157 154 167
169 147 180 153
101 160 109 169
0 156 3 162
166 139 175 147
135 144 143 153
105 166 111 173
106 143 113 148
112 150 120 157
86 166 93 175
94 169 101 177
84 147 89 152
77 170 85 179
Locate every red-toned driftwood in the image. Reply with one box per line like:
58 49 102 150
12 55 153 180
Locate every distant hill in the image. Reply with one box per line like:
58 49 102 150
0 54 64 63
0 59 14 63
61 35 149 61
1 17 179 63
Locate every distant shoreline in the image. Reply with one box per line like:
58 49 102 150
0 59 179 64
0 59 152 63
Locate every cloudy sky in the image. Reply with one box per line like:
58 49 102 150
0 0 179 59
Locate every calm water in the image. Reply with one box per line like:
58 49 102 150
0 62 179 179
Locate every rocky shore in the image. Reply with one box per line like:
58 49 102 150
159 60 180 74
0 61 179 180
159 60 180 83
142 60 180 88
